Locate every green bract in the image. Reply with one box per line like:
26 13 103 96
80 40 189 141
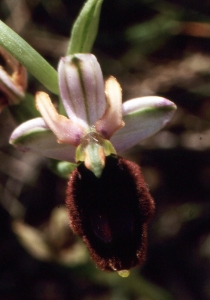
67 0 104 54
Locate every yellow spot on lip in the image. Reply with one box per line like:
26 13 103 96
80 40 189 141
118 270 130 277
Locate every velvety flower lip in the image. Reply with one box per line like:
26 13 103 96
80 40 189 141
9 53 176 174
66 155 155 271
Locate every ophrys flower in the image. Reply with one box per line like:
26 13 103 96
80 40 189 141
10 54 176 271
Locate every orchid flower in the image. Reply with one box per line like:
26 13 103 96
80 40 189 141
9 53 176 272
0 46 27 113
10 54 176 177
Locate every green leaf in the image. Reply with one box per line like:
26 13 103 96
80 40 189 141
67 0 103 54
125 12 180 55
0 21 59 94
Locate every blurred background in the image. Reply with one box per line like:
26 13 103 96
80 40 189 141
1 0 210 299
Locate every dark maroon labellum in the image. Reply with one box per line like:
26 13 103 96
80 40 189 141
66 155 155 271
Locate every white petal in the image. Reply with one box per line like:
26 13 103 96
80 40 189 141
0 68 25 98
35 91 84 146
10 120 76 162
95 76 124 139
58 54 106 128
122 96 176 115
10 117 49 141
111 96 176 153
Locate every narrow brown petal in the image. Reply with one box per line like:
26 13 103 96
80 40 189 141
66 156 155 271
35 91 84 146
95 76 124 139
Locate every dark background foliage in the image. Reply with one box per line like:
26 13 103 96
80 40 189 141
1 0 210 299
